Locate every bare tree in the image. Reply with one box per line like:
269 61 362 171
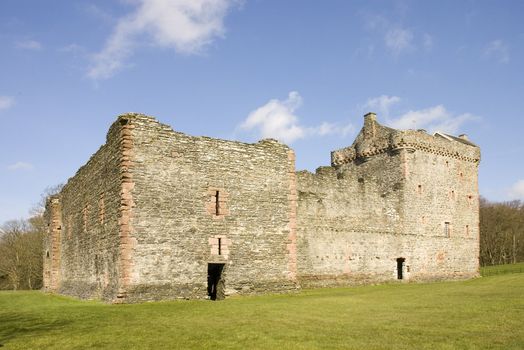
0 184 62 290
0 220 31 290
480 198 524 266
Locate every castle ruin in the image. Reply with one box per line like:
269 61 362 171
44 112 480 302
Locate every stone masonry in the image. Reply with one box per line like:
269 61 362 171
43 112 480 302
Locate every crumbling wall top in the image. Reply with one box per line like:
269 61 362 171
331 113 481 167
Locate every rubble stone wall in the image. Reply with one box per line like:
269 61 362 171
122 115 297 302
49 120 126 300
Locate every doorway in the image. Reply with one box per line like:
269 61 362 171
396 258 405 280
207 263 225 300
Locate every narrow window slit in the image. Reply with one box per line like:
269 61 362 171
215 191 220 215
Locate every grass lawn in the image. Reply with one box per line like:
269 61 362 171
480 261 524 276
1 272 523 349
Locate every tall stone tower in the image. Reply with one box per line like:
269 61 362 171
296 112 480 286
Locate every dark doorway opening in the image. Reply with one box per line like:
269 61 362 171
397 258 405 280
207 263 225 300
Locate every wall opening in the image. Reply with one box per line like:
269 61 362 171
215 191 220 215
444 222 451 237
218 238 222 255
207 263 225 301
396 258 405 280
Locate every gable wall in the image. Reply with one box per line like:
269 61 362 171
124 116 297 301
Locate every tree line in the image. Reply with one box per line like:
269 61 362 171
0 185 61 290
480 198 524 266
1 195 522 290
0 217 45 290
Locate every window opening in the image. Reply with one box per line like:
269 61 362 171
444 222 451 237
215 191 220 215
218 238 222 255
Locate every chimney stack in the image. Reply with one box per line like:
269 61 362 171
363 112 377 138
364 112 377 123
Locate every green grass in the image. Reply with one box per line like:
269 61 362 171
1 274 523 350
480 262 524 276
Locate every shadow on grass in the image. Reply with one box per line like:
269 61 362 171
0 312 71 346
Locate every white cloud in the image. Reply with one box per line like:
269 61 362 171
364 95 401 118
316 121 354 137
7 162 34 171
0 96 15 111
508 180 524 200
484 39 509 64
88 0 236 80
385 28 414 55
362 13 433 56
240 91 305 143
15 39 42 50
387 105 478 134
239 92 354 144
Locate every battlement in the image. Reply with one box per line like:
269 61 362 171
331 113 481 166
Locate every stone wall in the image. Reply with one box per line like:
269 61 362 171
44 112 480 302
45 120 127 300
296 153 407 286
401 133 480 279
43 196 62 291
296 113 480 287
123 115 297 301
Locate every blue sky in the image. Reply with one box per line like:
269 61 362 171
1 0 523 223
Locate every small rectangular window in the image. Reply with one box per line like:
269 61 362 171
218 237 222 255
215 191 220 216
444 222 451 237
